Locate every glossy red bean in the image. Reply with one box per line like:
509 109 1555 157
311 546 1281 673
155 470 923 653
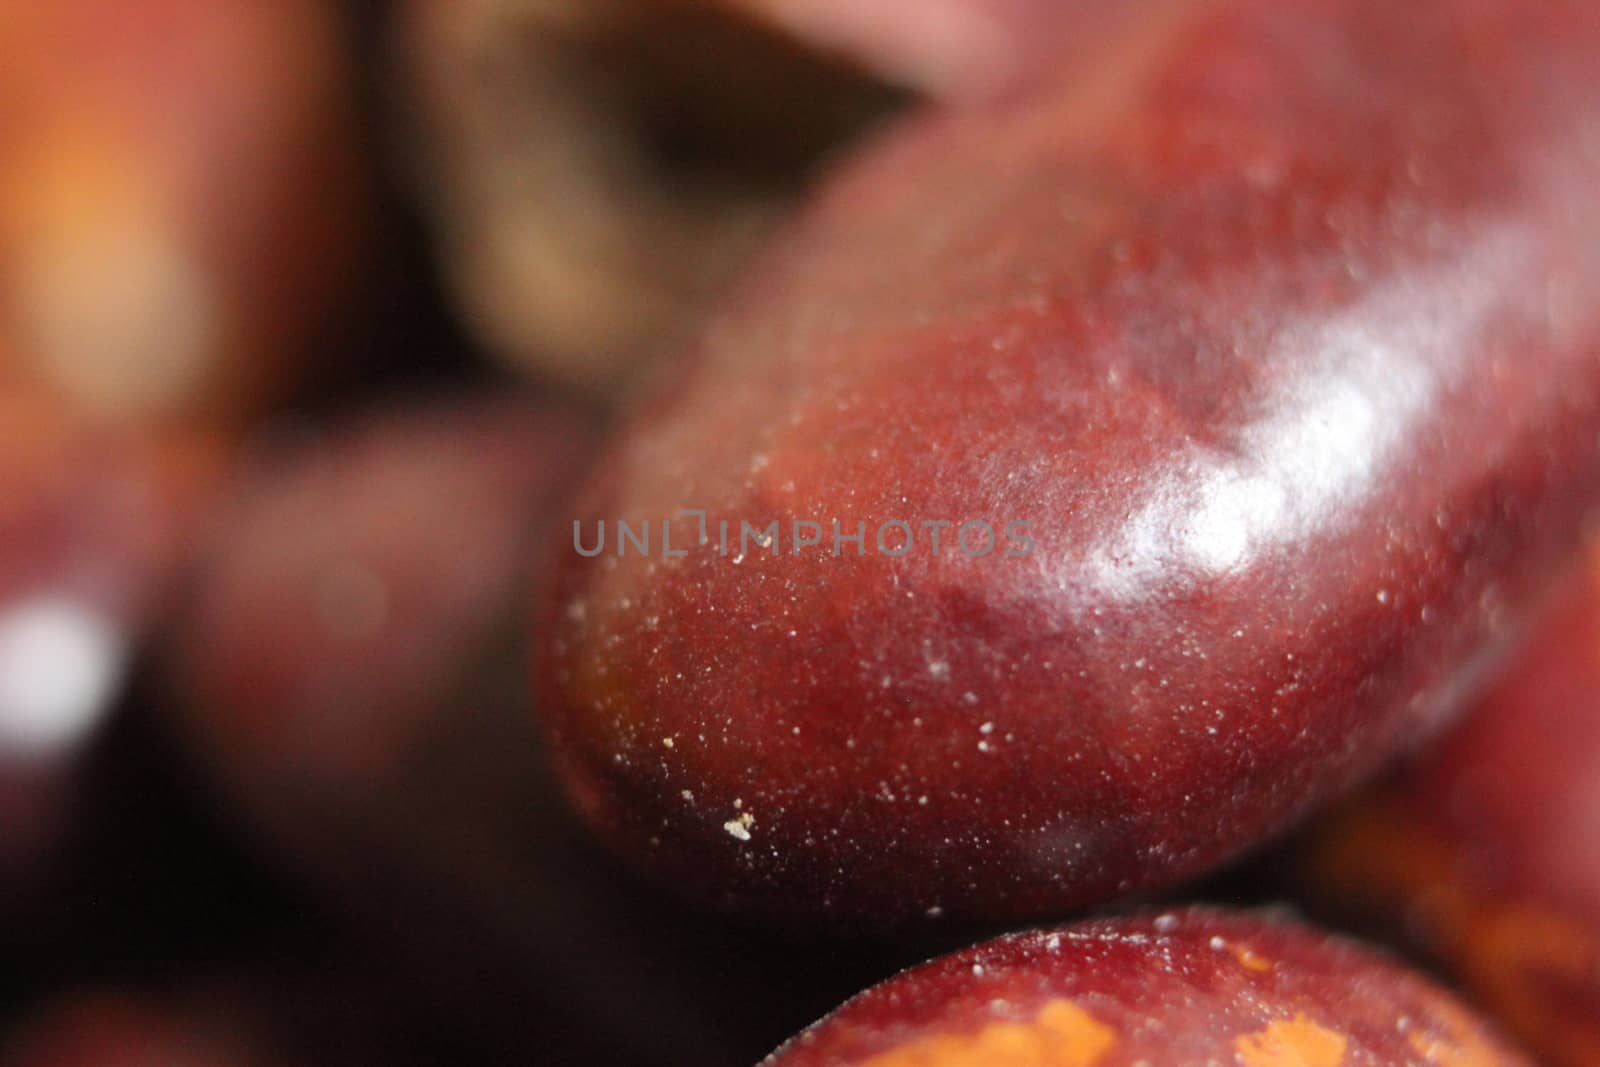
537 0 1600 925
764 908 1527 1066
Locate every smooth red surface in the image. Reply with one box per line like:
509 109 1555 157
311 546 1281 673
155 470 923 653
537 0 1600 925
765 908 1527 1066
1304 549 1600 1066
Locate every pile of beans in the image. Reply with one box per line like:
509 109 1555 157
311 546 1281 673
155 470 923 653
3 1 1599 1064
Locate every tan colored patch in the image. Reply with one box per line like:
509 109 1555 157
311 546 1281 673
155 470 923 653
860 999 1115 1067
1236 1015 1347 1067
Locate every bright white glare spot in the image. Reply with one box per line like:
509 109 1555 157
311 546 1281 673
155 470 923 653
1078 224 1528 602
0 597 127 759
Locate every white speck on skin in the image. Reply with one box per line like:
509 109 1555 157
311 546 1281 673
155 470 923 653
724 809 755 841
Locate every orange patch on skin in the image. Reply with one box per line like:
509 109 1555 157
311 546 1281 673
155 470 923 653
859 999 1116 1067
1235 1015 1347 1067
1233 946 1274 972
1406 999 1517 1067
1311 804 1597 1066
1462 909 1600 1067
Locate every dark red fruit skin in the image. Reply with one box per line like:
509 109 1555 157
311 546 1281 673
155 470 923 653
164 397 606 1057
1299 548 1600 1066
167 396 591 869
764 908 1527 1066
536 0 1600 926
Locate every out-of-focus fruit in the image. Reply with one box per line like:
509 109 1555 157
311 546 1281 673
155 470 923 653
168 396 589 863
536 0 1600 926
1 990 282 1067
764 908 1528 1066
393 0 902 394
1298 548 1600 1067
0 387 221 886
0 0 362 428
164 397 890 1067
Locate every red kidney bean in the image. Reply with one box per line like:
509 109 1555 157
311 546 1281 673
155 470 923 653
764 908 1528 1066
537 0 1600 925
